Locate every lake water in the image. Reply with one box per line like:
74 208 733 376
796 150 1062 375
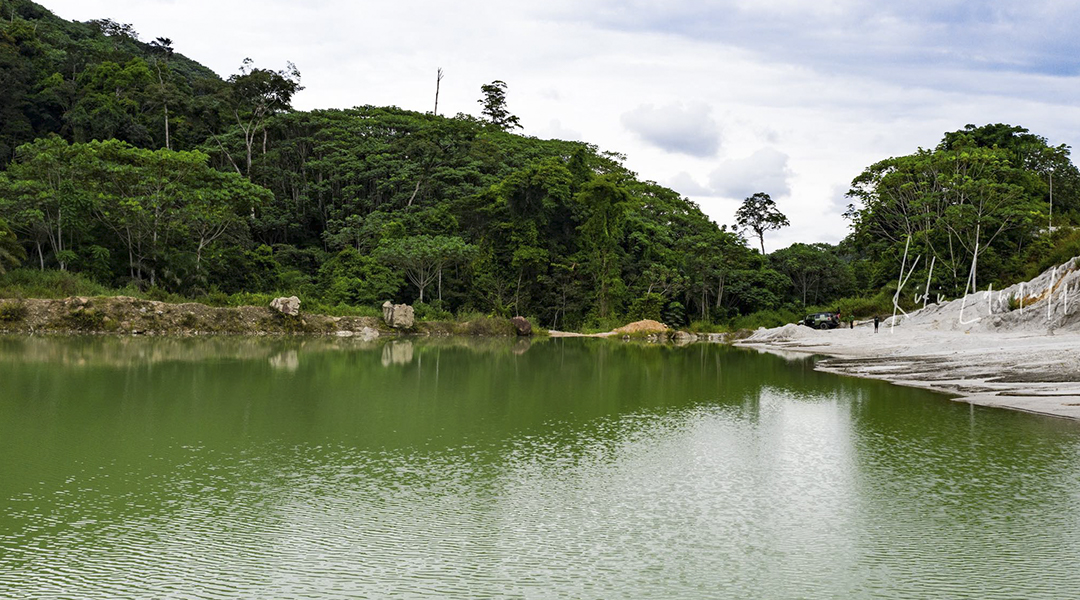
1 336 1079 599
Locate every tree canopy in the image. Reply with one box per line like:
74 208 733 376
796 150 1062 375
735 192 789 255
3 3 1079 330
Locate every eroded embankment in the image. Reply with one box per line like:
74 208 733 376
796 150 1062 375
0 296 386 336
0 296 528 338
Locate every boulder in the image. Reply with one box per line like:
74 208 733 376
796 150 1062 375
510 316 532 336
672 330 698 346
381 301 414 328
270 296 301 316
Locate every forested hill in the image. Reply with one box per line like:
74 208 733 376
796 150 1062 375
3 1 1080 332
0 0 760 330
0 0 221 160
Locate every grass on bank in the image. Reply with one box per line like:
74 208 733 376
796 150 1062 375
0 269 542 330
0 268 908 334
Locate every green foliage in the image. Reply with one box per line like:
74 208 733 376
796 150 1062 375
377 235 474 303
478 80 521 131
0 137 272 290
0 1 221 159
736 192 789 254
319 247 403 307
4 0 1079 333
807 293 893 320
1025 226 1080 277
0 268 112 298
0 299 27 322
727 308 802 331
58 307 106 330
845 124 1073 297
770 243 855 306
663 301 686 328
686 320 727 334
413 301 453 322
0 217 26 273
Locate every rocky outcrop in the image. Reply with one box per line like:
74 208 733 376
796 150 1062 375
510 316 532 336
270 296 301 316
381 301 415 328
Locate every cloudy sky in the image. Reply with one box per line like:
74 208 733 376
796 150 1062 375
44 0 1080 251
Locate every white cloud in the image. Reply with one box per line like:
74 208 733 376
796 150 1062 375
538 119 582 141
621 102 721 157
667 172 711 196
707 148 792 200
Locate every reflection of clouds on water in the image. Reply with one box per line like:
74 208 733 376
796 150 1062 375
268 350 299 372
381 341 414 367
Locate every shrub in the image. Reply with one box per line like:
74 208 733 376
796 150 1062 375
686 320 726 334
59 307 105 330
727 308 802 331
0 269 111 299
413 301 453 322
0 300 27 322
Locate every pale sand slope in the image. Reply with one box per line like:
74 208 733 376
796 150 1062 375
738 257 1080 421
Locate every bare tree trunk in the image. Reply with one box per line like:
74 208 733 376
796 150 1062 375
407 178 422 208
434 68 443 115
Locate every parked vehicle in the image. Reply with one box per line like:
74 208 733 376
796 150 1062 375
803 312 840 329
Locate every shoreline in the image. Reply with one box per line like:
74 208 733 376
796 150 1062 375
0 296 529 338
737 326 1080 421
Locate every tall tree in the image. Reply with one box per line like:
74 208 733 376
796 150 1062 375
0 136 91 270
0 217 26 274
148 37 175 150
735 192 789 255
377 234 474 303
219 59 303 176
477 80 521 131
576 175 632 318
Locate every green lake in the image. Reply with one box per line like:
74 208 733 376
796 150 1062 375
1 336 1079 599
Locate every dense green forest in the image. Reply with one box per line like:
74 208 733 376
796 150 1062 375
2 0 1080 330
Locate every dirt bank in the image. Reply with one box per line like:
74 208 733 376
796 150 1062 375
0 295 386 336
0 296 535 339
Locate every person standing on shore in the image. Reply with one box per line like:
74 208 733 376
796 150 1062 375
874 316 880 332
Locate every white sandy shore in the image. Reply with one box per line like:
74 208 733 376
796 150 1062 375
738 324 1080 420
737 258 1080 421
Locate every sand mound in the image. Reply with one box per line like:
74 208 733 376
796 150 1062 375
613 320 669 334
744 323 809 342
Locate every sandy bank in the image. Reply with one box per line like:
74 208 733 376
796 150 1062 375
739 325 1080 420
737 258 1080 421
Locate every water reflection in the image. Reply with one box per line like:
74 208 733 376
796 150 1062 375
381 340 414 366
1 337 1078 598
